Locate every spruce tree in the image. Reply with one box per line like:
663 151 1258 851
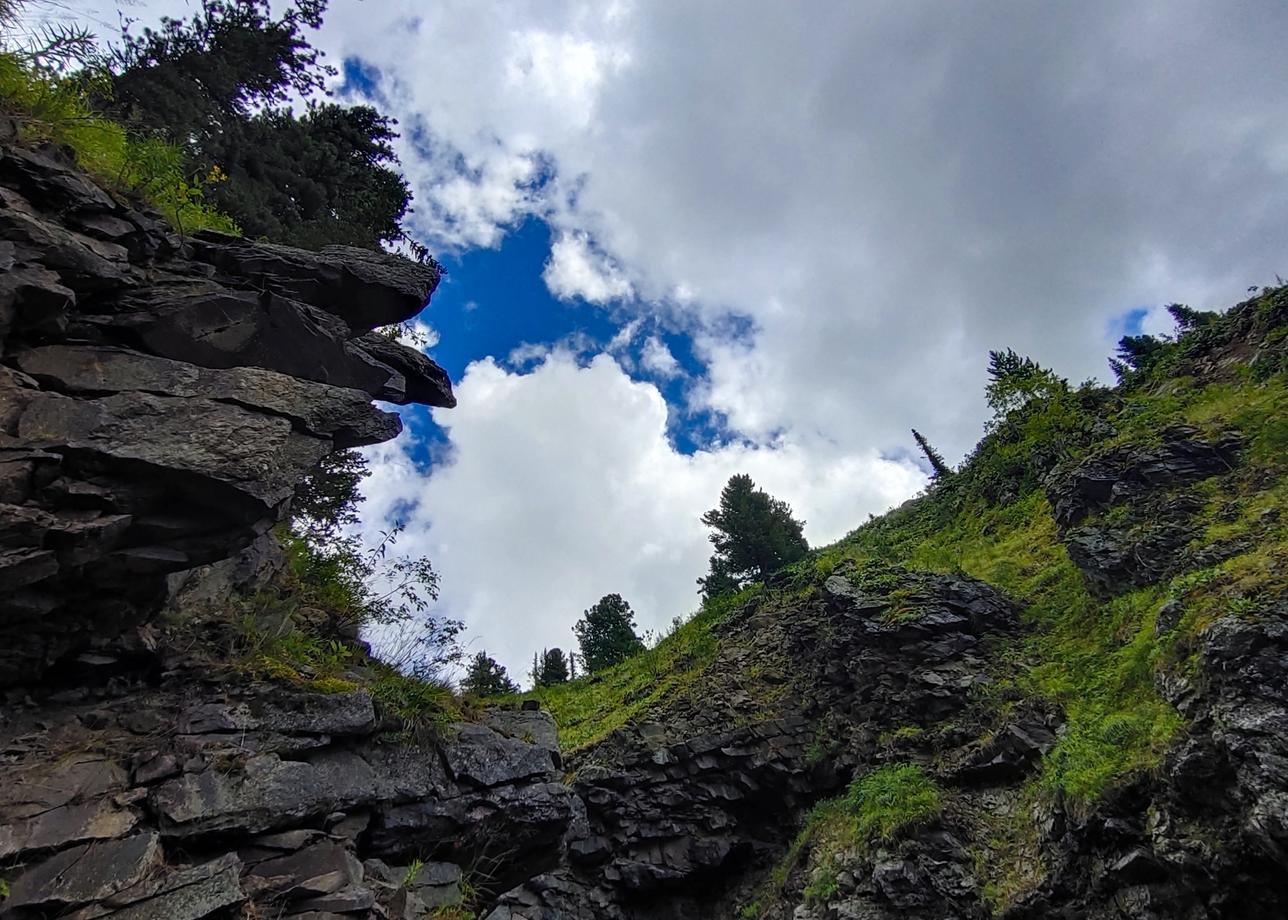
985 348 1066 415
461 651 518 697
102 0 416 252
535 648 570 686
699 474 808 594
911 429 952 481
574 594 645 672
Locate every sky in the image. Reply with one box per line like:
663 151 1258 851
62 0 1288 681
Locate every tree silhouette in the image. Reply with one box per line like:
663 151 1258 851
461 651 518 697
911 429 952 481
574 594 644 672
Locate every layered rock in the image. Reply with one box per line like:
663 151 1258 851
0 675 579 920
484 569 1023 919
0 141 454 684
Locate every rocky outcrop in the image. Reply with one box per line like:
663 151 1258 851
484 568 1022 919
0 673 578 920
0 140 454 685
1045 426 1243 597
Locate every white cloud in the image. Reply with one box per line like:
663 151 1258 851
300 0 1288 459
640 336 682 379
542 231 634 303
361 353 924 677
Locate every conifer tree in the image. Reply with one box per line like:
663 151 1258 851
574 594 645 672
102 0 416 252
985 348 1066 415
461 651 518 697
534 648 570 686
699 474 808 595
911 429 952 481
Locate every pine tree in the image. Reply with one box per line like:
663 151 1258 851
574 594 645 673
534 648 570 686
911 429 952 481
102 0 416 252
289 449 368 544
699 474 808 595
460 651 518 697
985 348 1066 415
697 554 741 602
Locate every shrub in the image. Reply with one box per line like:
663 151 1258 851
845 763 942 841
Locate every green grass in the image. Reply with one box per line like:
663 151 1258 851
755 763 943 911
369 664 463 735
0 52 238 234
847 763 942 840
522 587 758 751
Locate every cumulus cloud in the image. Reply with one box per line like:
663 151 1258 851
640 336 682 379
308 0 1288 457
542 231 634 303
361 353 924 676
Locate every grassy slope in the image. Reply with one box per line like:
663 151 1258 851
527 287 1288 910
0 51 238 233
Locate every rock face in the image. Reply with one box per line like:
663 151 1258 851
0 678 580 920
1045 426 1244 598
0 141 454 685
484 569 1022 919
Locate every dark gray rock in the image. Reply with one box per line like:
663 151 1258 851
16 345 402 448
0 140 453 684
441 723 559 787
96 854 245 920
4 832 161 909
190 232 440 333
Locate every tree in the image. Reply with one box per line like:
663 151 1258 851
911 429 952 481
461 651 518 697
699 474 808 596
1108 334 1169 381
289 449 368 544
985 348 1067 416
574 594 645 672
101 0 417 252
531 647 570 687
696 554 741 601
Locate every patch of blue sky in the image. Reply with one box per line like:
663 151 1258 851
1112 306 1153 338
337 56 747 463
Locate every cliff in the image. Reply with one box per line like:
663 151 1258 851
0 137 452 685
3 138 1288 920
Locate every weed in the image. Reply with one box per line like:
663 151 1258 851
402 858 425 888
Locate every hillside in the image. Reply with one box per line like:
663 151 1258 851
512 285 1288 918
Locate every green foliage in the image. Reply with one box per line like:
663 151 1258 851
527 591 753 751
369 664 461 734
574 593 645 673
290 449 369 544
911 428 953 480
532 647 571 687
846 763 942 842
700 473 809 596
0 50 237 233
402 858 425 888
460 651 518 697
102 0 423 254
985 348 1068 417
